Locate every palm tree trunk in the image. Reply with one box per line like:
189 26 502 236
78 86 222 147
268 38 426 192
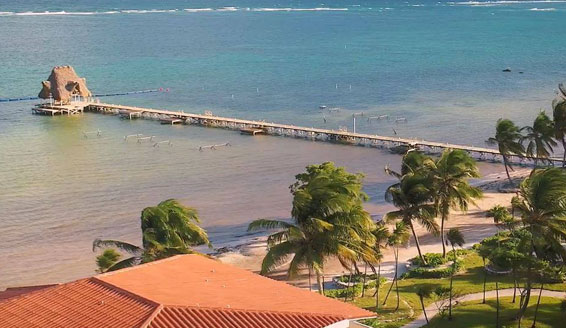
562 139 566 168
316 271 324 295
383 277 395 305
449 244 455 320
420 296 429 324
394 248 400 312
375 264 381 312
532 283 543 328
308 267 312 291
503 155 513 183
346 267 353 301
516 279 532 321
482 257 487 304
511 269 517 303
496 281 500 328
441 210 447 258
362 263 367 297
353 262 360 275
408 220 427 266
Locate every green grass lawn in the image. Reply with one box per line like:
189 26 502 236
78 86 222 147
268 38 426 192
426 297 566 328
342 252 566 328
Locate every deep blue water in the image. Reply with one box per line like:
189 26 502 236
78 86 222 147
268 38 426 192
1 0 566 144
0 0 565 287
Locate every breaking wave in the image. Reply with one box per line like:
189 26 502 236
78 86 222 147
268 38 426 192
452 0 566 5
0 7 349 17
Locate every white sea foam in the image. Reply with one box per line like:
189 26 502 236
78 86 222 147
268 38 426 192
529 6 557 9
453 0 566 5
184 8 213 12
253 7 348 11
121 9 178 14
252 8 293 11
13 11 101 16
0 7 349 17
217 6 238 11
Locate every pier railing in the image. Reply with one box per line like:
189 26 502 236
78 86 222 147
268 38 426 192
32 101 566 166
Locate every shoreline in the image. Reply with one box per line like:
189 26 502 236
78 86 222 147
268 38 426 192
215 168 531 289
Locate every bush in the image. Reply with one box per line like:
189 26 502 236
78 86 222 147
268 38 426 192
447 249 471 258
409 253 447 268
336 273 388 284
402 259 463 279
325 283 363 299
326 277 388 299
336 274 369 283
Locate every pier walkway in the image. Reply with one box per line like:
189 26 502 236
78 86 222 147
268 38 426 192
32 101 565 165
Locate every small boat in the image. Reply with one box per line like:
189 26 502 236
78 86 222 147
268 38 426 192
319 105 327 110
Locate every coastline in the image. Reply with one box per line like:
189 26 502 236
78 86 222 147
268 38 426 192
215 168 531 289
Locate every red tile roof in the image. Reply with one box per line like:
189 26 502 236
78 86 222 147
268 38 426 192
98 254 373 319
0 255 375 328
0 278 158 328
149 306 346 328
0 285 56 301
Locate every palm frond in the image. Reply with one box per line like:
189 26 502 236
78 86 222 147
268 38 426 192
247 218 296 231
106 256 141 272
92 239 142 254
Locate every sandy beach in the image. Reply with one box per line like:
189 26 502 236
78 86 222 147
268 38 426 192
217 168 530 289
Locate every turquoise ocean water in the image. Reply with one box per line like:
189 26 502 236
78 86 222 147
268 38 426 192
0 0 565 287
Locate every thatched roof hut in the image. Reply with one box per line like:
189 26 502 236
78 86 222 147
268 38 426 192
38 66 92 103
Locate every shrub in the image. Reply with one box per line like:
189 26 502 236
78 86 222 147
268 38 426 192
409 253 447 268
447 249 471 258
335 273 384 284
325 277 388 299
402 259 463 279
325 283 363 299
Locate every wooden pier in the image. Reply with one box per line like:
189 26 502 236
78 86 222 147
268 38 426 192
32 101 566 166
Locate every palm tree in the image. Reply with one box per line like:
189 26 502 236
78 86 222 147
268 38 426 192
553 98 566 167
371 223 389 311
446 228 465 320
385 173 438 266
476 244 490 304
416 285 434 324
495 280 500 328
532 282 544 328
486 119 525 183
93 199 211 271
382 221 410 311
248 162 376 295
522 111 556 166
431 149 482 258
512 168 566 320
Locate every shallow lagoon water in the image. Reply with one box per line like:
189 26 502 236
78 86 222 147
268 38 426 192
0 0 565 287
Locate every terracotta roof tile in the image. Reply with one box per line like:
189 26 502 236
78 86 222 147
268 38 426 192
0 285 57 301
0 255 375 327
149 306 345 328
0 278 158 328
98 254 374 319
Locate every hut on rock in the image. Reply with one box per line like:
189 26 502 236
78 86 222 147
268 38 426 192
38 66 92 104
